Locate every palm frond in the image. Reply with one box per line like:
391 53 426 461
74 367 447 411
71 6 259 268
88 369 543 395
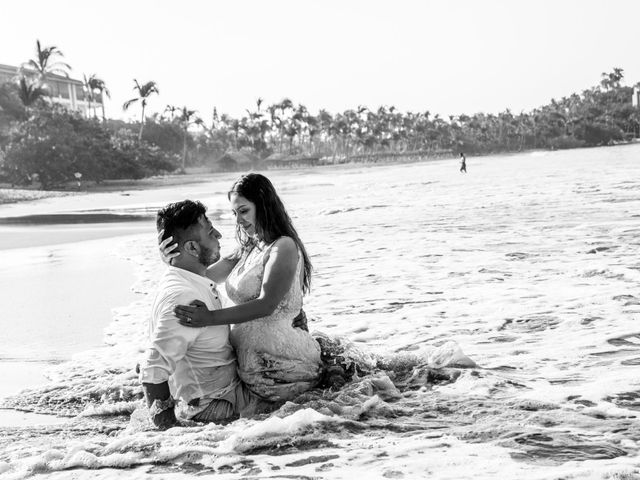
82 74 95 102
140 81 159 96
20 60 41 74
122 97 139 111
16 76 49 106
84 75 110 99
47 62 72 77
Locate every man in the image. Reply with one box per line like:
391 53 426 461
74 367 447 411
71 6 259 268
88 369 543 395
139 200 258 428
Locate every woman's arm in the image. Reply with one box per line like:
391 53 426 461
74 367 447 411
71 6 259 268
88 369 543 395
204 253 240 283
174 237 298 326
159 229 240 284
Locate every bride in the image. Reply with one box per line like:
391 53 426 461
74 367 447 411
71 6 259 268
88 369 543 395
167 173 322 402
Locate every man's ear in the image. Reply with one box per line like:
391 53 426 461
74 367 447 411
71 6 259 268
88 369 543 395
183 240 200 257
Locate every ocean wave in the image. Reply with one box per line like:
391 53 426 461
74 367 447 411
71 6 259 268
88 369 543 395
318 205 390 215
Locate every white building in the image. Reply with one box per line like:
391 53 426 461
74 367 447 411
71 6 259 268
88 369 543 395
0 63 103 117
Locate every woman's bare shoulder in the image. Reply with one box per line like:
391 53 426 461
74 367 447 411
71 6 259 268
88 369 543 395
268 236 298 262
272 236 296 249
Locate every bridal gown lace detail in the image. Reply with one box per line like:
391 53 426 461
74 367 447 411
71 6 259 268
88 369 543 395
225 240 322 402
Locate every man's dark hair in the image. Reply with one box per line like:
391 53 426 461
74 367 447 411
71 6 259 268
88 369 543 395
156 200 207 248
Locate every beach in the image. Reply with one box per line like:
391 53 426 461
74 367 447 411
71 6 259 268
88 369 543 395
0 146 639 479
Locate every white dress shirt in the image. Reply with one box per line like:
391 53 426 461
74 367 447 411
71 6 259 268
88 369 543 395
139 266 239 417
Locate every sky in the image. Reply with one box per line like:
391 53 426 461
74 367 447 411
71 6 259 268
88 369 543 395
3 0 640 124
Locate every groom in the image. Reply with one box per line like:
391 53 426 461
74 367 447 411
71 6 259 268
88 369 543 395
139 200 257 428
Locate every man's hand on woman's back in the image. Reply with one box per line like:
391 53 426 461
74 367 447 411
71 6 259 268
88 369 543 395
292 310 309 331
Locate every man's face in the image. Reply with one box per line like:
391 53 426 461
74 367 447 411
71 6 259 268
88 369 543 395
194 215 221 266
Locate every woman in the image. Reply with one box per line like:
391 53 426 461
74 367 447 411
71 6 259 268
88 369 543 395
166 173 322 402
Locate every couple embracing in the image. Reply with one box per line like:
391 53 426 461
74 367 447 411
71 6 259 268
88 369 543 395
138 173 323 428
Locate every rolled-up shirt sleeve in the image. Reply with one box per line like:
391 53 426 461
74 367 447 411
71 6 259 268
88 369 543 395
139 291 200 385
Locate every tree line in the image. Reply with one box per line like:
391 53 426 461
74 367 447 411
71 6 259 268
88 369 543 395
0 40 639 189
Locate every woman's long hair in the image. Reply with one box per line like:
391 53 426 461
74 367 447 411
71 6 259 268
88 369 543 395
228 173 313 293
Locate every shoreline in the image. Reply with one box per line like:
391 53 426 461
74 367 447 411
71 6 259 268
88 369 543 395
2 141 639 206
0 188 76 205
0 169 228 205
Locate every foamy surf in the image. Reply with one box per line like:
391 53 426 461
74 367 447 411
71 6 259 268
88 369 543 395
1 145 640 478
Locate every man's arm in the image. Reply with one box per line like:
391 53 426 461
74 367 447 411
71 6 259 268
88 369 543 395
143 381 177 429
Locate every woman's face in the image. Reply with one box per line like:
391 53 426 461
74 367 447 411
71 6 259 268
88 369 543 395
229 193 258 237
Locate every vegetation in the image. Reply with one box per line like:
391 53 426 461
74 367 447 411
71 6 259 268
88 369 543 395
14 77 49 110
122 79 159 141
175 106 203 172
21 40 71 81
184 71 640 163
2 104 176 188
0 39 639 189
83 74 110 121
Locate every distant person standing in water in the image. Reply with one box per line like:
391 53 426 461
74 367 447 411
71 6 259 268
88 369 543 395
459 152 467 173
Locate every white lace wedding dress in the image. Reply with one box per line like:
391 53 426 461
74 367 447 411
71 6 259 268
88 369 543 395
226 240 322 402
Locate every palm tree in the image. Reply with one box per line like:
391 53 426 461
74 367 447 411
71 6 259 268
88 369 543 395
266 103 279 148
163 104 179 121
122 79 159 141
230 118 241 150
88 76 110 121
211 107 219 128
276 98 294 152
82 74 95 117
21 40 71 83
15 76 49 108
600 68 624 91
177 106 202 172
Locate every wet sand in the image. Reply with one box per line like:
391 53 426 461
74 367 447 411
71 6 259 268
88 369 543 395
0 238 140 362
0 235 141 428
0 188 75 205
0 222 152 250
0 362 69 427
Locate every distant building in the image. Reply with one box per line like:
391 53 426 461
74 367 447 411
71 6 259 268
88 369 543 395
633 86 640 108
217 150 259 171
0 63 103 117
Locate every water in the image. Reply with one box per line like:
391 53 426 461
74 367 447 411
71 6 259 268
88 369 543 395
0 145 639 479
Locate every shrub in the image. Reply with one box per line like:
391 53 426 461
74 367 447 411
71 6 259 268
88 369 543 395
574 122 624 146
2 105 178 188
3 105 110 187
141 119 185 156
547 135 587 150
110 129 178 179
